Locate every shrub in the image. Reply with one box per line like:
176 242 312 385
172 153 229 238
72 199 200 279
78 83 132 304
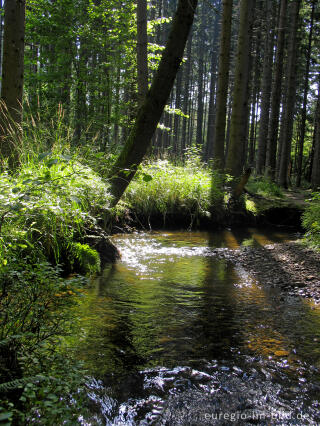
0 257 88 424
302 192 320 248
0 152 112 272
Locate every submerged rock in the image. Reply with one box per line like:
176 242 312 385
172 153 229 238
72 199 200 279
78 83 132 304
85 231 120 266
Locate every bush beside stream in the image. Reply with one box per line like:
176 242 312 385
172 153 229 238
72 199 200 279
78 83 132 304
0 152 115 423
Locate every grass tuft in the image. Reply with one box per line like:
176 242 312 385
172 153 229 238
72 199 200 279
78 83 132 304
123 159 223 228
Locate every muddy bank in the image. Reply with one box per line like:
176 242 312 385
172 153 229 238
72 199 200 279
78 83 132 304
214 241 320 303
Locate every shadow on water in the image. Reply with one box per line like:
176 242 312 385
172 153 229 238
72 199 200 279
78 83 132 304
69 228 320 424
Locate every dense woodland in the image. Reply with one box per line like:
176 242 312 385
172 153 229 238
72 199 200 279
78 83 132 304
0 0 320 423
0 0 319 189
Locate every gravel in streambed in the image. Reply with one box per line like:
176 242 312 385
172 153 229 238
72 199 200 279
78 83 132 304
212 241 320 303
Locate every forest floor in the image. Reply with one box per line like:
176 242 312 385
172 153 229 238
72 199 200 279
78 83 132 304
282 188 313 207
215 240 320 303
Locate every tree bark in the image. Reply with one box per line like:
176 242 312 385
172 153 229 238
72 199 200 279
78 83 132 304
256 0 274 175
278 0 301 188
196 3 206 146
212 0 233 169
0 0 4 93
311 81 320 190
137 0 149 105
0 0 26 166
296 0 315 187
225 0 253 182
265 0 287 180
181 31 193 154
108 0 198 206
204 3 220 161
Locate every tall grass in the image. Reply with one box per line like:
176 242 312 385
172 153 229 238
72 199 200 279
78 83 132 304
123 157 224 228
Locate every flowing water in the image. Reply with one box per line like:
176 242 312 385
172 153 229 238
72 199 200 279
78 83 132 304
70 228 320 425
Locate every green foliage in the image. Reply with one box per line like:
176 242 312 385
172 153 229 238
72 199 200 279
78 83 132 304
247 177 284 198
0 357 88 424
16 355 88 424
70 242 100 274
302 192 320 248
0 107 117 422
0 257 88 424
0 149 112 270
124 157 223 228
24 0 137 146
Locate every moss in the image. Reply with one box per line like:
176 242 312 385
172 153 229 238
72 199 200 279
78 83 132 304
69 242 100 274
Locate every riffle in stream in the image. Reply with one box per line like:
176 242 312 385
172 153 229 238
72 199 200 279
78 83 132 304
69 229 320 425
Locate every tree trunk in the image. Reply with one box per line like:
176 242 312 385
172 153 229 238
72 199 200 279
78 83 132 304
311 81 320 190
0 0 4 93
137 0 149 105
204 4 220 161
212 0 233 169
278 0 301 188
225 0 253 183
256 0 274 175
108 0 198 206
173 68 183 155
196 3 206 146
181 31 193 154
0 0 26 167
296 0 315 187
73 38 88 145
240 0 256 168
265 0 287 180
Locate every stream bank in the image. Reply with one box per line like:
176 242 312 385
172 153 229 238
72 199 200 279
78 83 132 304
213 239 320 302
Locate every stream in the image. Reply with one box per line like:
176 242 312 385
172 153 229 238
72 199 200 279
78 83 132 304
70 228 320 425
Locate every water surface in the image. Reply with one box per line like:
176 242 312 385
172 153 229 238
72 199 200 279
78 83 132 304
70 229 320 424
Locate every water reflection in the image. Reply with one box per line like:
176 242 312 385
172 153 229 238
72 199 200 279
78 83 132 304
68 228 320 424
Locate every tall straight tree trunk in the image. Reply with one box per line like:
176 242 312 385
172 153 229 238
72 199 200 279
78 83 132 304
256 0 274 175
108 0 198 206
113 64 121 146
225 0 253 183
137 0 149 105
173 68 183 155
0 0 4 93
73 38 88 145
265 0 287 180
196 3 206 146
311 80 320 190
240 0 256 168
278 0 301 188
0 0 26 167
212 0 233 169
205 5 220 161
181 31 193 154
296 0 315 187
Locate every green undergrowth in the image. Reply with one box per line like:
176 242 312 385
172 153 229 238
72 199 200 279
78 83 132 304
245 177 285 216
0 152 113 273
123 159 224 228
0 261 89 424
0 150 114 423
302 192 320 249
246 177 284 199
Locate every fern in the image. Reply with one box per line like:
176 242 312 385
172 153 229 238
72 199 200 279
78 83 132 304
0 374 48 393
0 377 34 392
